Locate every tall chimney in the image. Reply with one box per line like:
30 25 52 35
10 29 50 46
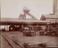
53 0 58 15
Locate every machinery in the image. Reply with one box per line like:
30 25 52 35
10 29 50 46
0 8 58 36
0 8 48 31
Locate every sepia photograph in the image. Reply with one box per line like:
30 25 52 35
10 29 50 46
0 0 58 48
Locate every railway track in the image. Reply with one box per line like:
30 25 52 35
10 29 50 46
2 34 24 48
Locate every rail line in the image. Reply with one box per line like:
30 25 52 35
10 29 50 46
2 34 24 48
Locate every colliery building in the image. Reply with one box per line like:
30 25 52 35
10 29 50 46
0 0 58 48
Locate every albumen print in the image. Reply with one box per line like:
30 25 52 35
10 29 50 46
0 0 58 48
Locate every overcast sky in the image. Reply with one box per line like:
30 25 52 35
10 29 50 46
1 0 53 19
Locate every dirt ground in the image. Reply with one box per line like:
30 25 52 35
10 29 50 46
0 31 58 48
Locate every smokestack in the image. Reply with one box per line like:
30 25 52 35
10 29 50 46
53 0 58 15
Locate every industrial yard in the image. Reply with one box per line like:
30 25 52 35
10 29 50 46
0 32 58 48
0 0 58 48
